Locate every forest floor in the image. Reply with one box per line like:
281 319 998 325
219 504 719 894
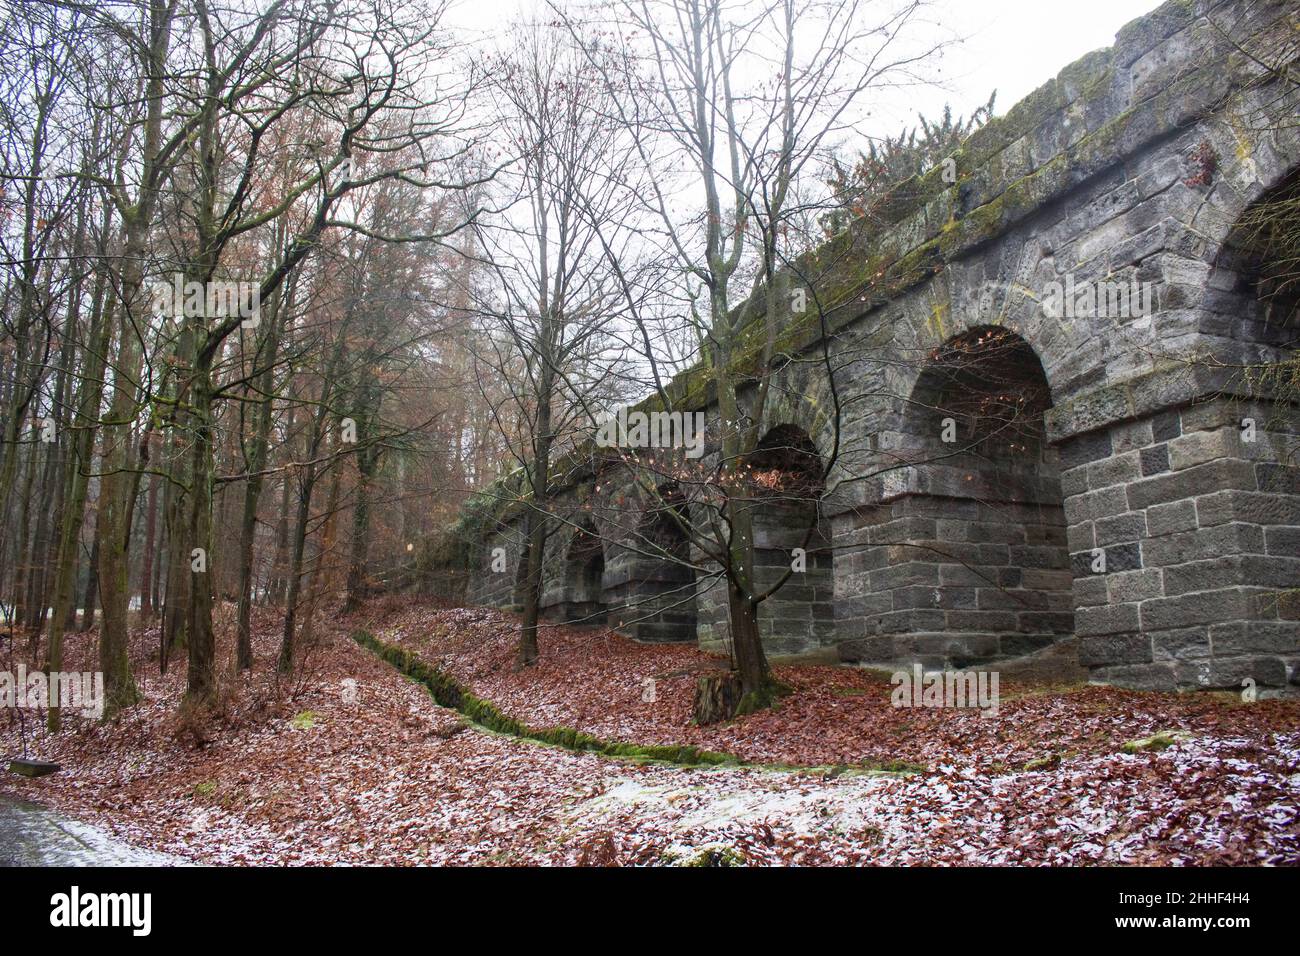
1 596 1297 865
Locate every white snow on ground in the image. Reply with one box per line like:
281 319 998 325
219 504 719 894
561 734 1300 865
0 794 191 866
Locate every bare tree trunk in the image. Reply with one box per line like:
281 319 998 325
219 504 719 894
79 533 99 633
93 0 178 717
343 381 380 612
184 367 218 705
27 301 75 637
299 463 342 649
278 463 314 675
139 470 158 619
160 437 189 669
44 275 110 730
235 285 286 668
268 402 296 605
12 436 40 630
27 421 63 636
517 359 554 668
343 454 375 612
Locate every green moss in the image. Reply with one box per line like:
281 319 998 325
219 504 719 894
733 678 794 718
1122 730 1189 754
289 710 318 730
683 845 747 867
800 759 924 776
354 630 922 775
353 631 741 768
1023 755 1059 772
1058 48 1116 103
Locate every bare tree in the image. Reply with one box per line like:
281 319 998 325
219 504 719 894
469 18 640 667
561 0 947 713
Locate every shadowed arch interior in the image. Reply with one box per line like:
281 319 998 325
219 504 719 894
907 326 1054 467
838 327 1073 669
542 517 607 625
694 424 835 657
747 424 826 497
1213 165 1300 352
606 484 698 643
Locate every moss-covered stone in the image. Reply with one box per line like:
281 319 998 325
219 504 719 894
1121 729 1190 753
733 678 794 718
353 630 740 768
682 845 747 867
354 630 926 774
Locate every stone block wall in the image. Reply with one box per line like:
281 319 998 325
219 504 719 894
836 493 1073 668
540 522 607 625
696 503 835 657
604 544 697 642
465 520 527 609
1061 397 1300 690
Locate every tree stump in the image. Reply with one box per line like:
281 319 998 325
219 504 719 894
693 672 743 726
8 759 60 778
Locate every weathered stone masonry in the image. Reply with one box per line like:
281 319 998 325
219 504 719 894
441 0 1300 692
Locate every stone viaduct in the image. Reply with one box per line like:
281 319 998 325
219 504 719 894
429 0 1300 693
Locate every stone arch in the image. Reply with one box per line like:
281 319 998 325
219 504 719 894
696 423 835 657
1199 112 1300 262
606 483 698 643
1058 163 1297 691
839 326 1074 668
887 242 1078 410
1032 162 1300 692
750 424 825 493
902 326 1057 480
754 370 839 466
1208 163 1300 356
550 517 607 625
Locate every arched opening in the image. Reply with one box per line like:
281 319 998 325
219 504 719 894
1213 165 1300 353
843 327 1073 668
608 484 698 642
554 519 607 625
910 328 1054 468
697 424 834 657
748 424 824 496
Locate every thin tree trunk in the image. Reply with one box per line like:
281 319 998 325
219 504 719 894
343 385 380 612
12 437 40 631
80 533 99 633
27 319 71 636
518 391 552 668
93 0 174 717
160 434 189 670
278 463 315 674
184 366 218 704
299 463 342 650
342 456 373 612
139 469 158 619
47 189 114 709
43 272 109 729
235 285 286 668
268 402 296 605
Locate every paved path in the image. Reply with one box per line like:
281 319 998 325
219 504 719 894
0 794 187 866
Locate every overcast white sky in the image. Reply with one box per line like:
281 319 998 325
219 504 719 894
447 0 1163 142
919 0 1161 118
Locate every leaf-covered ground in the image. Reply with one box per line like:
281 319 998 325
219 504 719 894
2 598 1297 865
